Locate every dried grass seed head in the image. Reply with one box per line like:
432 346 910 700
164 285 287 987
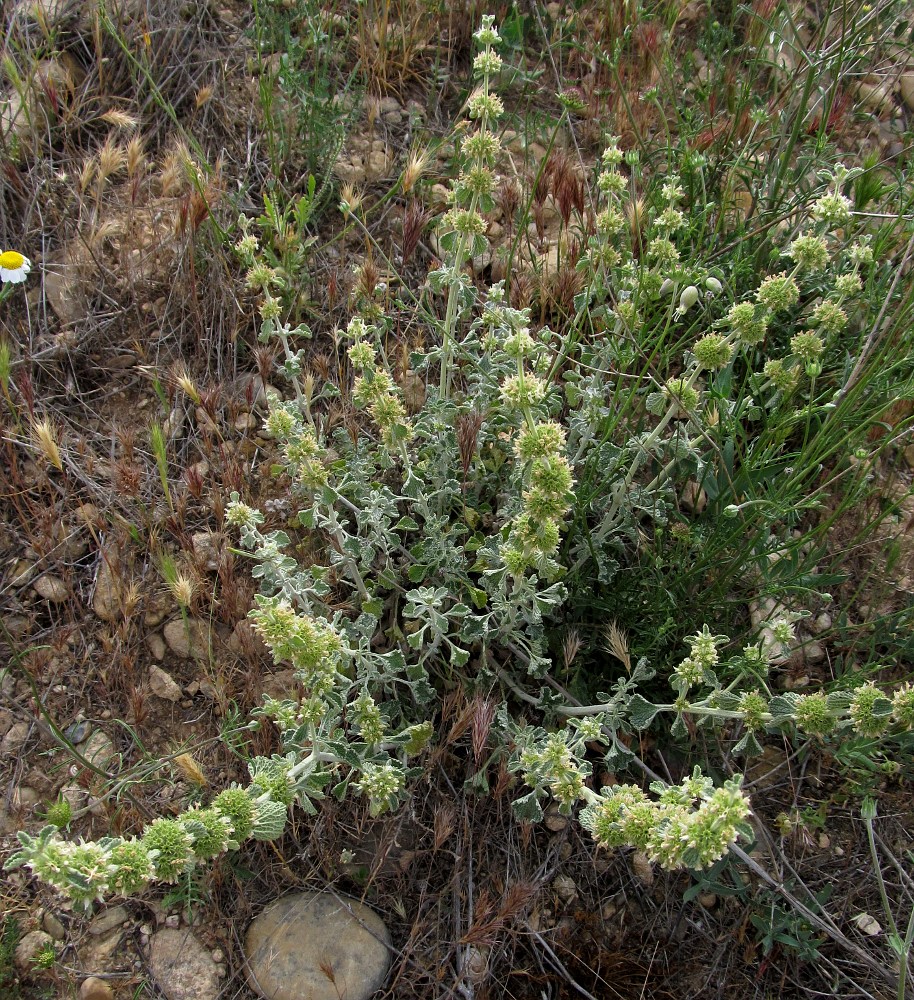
31 416 63 471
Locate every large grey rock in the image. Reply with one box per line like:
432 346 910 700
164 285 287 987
245 891 391 1000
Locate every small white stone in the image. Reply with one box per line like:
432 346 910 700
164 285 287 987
552 874 578 904
148 665 183 703
15 930 54 971
1 721 30 757
89 905 129 936
33 574 69 602
146 632 166 661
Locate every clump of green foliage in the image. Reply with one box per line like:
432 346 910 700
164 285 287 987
7 17 914 934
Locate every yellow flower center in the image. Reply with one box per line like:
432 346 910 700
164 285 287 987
0 250 25 269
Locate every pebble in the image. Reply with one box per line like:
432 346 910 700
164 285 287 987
854 76 893 115
1 721 30 758
367 149 390 178
65 718 91 744
148 665 183 703
630 851 654 886
89 905 129 936
245 891 391 1000
804 641 825 664
191 532 224 571
92 553 122 622
163 618 212 659
33 574 69 602
148 928 221 1000
680 480 707 514
543 803 569 832
144 594 170 627
749 596 794 665
428 183 450 212
82 729 115 769
901 74 914 112
195 407 219 435
79 977 114 1000
42 911 66 941
14 930 54 970
61 783 89 812
460 946 489 984
147 632 166 661
552 875 578 904
12 786 39 811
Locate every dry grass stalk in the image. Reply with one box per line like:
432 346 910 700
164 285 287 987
604 620 631 672
31 417 63 471
101 108 140 131
174 752 207 786
126 135 147 178
401 146 431 194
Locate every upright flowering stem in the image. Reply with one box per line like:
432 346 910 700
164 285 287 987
440 187 481 399
436 17 503 399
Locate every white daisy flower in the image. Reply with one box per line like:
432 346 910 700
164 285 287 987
0 250 32 283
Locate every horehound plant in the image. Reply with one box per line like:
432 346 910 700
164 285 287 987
7 17 914 923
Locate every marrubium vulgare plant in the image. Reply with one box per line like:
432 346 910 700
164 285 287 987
7 18 914 912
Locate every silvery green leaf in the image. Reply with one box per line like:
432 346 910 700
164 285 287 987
767 694 799 722
646 391 666 415
511 789 544 823
604 739 634 770
251 800 287 841
628 695 660 730
630 657 655 683
362 597 384 617
732 730 763 757
449 644 470 667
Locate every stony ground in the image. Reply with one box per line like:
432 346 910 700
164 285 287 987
2 1 914 998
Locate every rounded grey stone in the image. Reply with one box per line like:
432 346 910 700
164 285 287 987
245 891 391 1000
148 927 220 1000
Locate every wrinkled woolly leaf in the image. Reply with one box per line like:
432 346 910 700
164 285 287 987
628 694 661 731
511 789 544 823
251 800 287 841
732 729 764 758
